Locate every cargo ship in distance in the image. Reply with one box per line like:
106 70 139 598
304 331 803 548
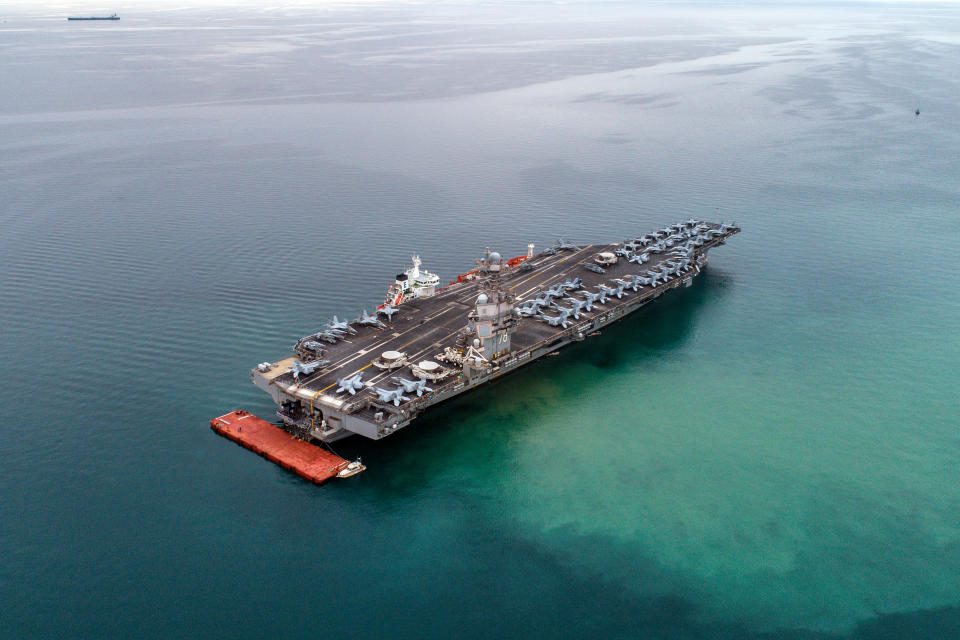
67 14 119 20
251 220 739 443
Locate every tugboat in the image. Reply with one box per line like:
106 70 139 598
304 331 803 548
382 256 441 307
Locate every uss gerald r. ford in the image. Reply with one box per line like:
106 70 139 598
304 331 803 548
251 220 740 443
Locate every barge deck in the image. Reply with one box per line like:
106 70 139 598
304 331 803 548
210 410 350 484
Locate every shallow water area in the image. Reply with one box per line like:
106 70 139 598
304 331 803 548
1 2 959 638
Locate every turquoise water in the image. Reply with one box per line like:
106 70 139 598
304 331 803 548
2 2 959 637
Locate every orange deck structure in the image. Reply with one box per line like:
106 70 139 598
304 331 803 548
210 410 349 484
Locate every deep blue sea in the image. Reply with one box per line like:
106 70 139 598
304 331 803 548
2 1 959 638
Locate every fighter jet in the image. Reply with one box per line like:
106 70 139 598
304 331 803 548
299 340 326 354
625 275 647 291
578 290 604 311
595 284 617 302
538 313 570 329
552 304 576 323
335 373 365 395
291 359 329 379
610 279 630 298
356 309 386 329
327 315 357 335
545 284 566 298
317 331 341 344
378 304 399 320
555 238 581 251
644 270 663 286
516 305 539 318
583 262 606 274
562 297 587 318
562 277 583 291
373 386 410 406
628 252 649 265
391 376 434 397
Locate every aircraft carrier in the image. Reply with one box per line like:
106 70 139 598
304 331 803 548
251 220 740 442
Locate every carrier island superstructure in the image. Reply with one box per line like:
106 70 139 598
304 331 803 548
251 220 739 442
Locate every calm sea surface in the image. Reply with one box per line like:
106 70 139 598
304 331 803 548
2 2 959 638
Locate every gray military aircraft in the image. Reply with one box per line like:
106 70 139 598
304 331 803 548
562 277 583 291
291 359 329 379
611 279 632 298
595 284 617 301
628 252 649 265
327 315 357 335
644 270 663 286
373 386 410 406
538 313 570 329
516 304 539 318
335 373 365 395
583 262 606 274
562 297 587 318
299 340 326 354
552 303 576 322
391 376 434 397
378 304 399 320
578 290 603 311
356 309 386 328
316 330 342 344
555 238 581 251
545 283 566 298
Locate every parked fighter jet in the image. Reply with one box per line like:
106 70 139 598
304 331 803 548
545 284 566 298
596 283 617 301
562 297 587 318
610 279 630 298
291 359 329 379
299 340 326 354
356 309 386 328
628 252 649 265
327 315 357 335
561 277 583 291
317 331 341 344
625 275 646 291
578 290 604 311
378 304 399 320
644 270 663 286
552 304 576 323
373 386 410 406
391 376 434 397
336 373 365 395
555 238 581 251
538 313 570 329
583 262 606 274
